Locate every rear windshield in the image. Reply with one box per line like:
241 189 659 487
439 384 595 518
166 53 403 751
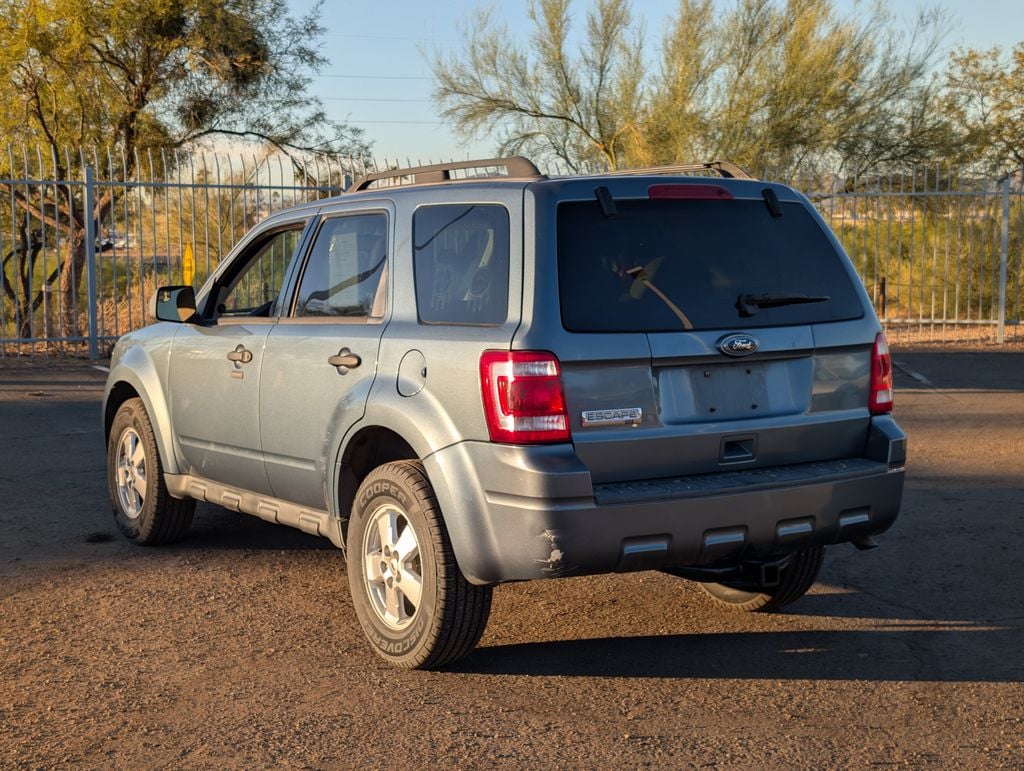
557 198 863 332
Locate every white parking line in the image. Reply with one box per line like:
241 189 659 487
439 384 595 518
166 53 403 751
91 365 110 373
893 360 933 387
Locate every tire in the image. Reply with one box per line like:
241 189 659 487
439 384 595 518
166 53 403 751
107 397 195 545
700 546 825 612
347 460 492 670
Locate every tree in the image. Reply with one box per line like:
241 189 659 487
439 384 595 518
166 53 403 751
645 0 952 174
431 0 645 171
0 0 368 341
944 44 1024 170
1 222 45 340
431 0 952 174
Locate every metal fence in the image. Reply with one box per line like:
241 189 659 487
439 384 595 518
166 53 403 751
0 148 358 358
2 152 1022 358
790 165 1024 346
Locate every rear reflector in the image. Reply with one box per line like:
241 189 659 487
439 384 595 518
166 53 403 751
869 332 894 414
648 184 734 200
479 350 570 444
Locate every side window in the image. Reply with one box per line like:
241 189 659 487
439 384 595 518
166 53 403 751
217 227 303 318
294 213 388 318
413 204 509 325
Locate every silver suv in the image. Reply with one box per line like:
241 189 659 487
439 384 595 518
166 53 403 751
104 157 906 669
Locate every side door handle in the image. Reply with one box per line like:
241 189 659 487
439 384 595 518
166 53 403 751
328 347 361 373
226 345 253 364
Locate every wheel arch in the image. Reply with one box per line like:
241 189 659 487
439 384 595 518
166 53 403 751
104 357 180 476
104 380 141 441
334 424 419 546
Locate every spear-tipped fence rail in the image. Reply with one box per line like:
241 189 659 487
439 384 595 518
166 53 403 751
1 152 1020 358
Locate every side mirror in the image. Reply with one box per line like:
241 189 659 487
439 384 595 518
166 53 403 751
153 285 198 323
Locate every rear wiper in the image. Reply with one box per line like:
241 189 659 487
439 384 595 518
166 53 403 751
736 292 830 317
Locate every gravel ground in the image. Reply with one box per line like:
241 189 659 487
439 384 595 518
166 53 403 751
1 351 1022 767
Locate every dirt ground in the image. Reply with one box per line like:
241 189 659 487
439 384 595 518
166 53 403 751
1 349 1022 767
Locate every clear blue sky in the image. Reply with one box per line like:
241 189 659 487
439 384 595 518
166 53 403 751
288 0 1024 161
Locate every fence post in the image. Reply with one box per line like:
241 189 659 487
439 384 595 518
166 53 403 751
84 165 99 360
998 175 1009 345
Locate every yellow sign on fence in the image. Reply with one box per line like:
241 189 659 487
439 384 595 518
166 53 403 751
182 243 195 285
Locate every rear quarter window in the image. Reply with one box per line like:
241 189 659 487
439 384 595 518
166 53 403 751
557 198 864 332
413 204 510 325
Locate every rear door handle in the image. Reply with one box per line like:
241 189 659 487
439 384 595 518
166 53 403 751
226 345 253 364
328 348 361 373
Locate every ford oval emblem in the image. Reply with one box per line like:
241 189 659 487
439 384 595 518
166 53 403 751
718 333 760 357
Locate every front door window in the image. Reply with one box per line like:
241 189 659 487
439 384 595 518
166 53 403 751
215 228 304 318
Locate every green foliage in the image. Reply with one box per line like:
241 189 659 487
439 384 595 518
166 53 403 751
944 44 1024 170
644 0 952 174
820 183 1023 324
430 0 646 170
0 0 366 161
0 0 366 338
432 0 953 173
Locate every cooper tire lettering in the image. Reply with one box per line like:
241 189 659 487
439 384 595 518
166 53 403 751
346 460 492 669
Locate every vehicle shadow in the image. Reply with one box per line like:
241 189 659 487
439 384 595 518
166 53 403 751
170 502 336 551
454 623 1021 682
452 475 1024 684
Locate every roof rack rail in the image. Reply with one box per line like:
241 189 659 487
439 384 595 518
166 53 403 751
599 161 754 180
348 156 544 192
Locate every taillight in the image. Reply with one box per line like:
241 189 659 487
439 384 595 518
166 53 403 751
869 332 894 414
479 350 570 444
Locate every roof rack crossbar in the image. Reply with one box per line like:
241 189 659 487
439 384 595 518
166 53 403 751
600 161 754 180
348 156 544 192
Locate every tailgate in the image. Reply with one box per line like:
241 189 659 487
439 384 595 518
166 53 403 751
549 185 873 484
560 329 871 484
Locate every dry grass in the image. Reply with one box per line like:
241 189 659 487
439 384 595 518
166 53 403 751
885 322 1024 349
0 276 158 360
93 275 159 344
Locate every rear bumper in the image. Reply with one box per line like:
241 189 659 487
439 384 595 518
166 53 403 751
425 416 906 585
